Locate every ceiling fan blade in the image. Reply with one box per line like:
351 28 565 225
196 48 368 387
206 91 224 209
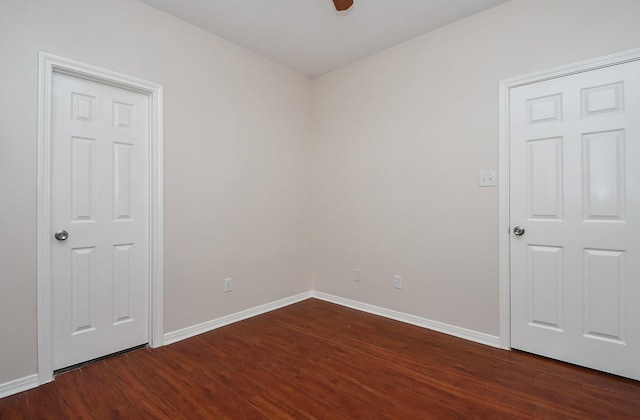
333 0 354 11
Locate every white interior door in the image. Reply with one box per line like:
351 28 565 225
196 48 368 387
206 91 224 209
51 72 150 370
509 59 640 380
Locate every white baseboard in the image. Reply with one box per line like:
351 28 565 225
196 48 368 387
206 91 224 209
0 374 39 399
163 290 500 348
163 291 313 345
311 291 501 348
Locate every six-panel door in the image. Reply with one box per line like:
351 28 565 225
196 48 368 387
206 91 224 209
510 60 640 380
51 72 150 370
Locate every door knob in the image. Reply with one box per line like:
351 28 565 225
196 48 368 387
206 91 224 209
513 226 525 236
55 230 69 241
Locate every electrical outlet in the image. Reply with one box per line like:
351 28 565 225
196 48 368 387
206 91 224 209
393 275 402 289
224 277 232 293
353 268 361 282
479 170 497 187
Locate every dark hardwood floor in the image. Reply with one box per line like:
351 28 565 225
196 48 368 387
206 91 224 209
2 298 639 419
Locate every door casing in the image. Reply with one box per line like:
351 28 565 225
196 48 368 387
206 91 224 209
498 47 640 350
37 52 164 384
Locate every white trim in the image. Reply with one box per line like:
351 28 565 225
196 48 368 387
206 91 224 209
498 47 640 351
0 374 39 399
163 291 499 348
163 292 313 345
498 75 511 350
312 292 500 348
36 52 164 384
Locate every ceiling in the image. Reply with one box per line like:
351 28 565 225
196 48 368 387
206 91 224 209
138 0 510 78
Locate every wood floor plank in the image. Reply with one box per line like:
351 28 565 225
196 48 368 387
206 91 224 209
226 357 341 418
0 393 28 420
81 360 149 418
24 382 65 420
153 346 267 419
54 368 108 419
2 298 640 418
107 353 180 418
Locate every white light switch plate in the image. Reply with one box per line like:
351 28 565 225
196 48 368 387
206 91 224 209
479 170 497 187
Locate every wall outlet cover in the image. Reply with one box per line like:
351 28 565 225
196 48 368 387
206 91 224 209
479 170 497 187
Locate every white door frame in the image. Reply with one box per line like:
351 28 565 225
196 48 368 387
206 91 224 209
37 52 164 384
498 47 640 349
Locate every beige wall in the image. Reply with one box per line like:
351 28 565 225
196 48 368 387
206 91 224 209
0 0 311 384
311 0 640 335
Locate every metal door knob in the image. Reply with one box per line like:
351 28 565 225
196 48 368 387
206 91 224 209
513 226 525 236
55 230 69 241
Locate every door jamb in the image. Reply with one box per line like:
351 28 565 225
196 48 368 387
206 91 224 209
498 47 640 350
37 52 164 384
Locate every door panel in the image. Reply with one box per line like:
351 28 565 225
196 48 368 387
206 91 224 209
510 60 640 380
527 245 563 332
527 137 563 219
582 130 625 220
51 72 149 370
583 248 625 344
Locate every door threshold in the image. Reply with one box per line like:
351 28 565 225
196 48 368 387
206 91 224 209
54 344 148 376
